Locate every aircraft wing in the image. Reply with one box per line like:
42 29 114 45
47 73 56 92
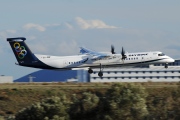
80 47 110 59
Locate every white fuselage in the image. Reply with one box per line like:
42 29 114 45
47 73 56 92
35 51 174 69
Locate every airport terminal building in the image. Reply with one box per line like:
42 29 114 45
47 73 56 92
89 59 180 82
0 75 13 83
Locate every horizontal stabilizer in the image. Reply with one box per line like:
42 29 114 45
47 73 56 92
7 37 26 41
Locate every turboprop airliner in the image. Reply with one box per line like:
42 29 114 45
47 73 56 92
7 37 174 77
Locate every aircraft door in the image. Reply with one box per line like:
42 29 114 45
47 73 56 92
141 54 149 63
141 57 144 62
63 60 69 67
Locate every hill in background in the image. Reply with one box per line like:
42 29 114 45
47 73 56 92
14 70 77 82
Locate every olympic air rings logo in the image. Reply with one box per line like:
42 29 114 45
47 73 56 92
13 42 27 59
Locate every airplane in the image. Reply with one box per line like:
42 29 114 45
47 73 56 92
7 37 175 77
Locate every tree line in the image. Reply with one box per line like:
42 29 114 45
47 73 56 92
4 83 180 120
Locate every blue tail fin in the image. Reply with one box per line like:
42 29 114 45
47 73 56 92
7 37 38 64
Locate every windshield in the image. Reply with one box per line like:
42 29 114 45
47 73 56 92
158 53 165 56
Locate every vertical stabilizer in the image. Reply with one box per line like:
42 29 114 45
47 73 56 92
7 37 38 64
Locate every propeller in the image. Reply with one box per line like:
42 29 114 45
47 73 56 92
111 45 127 62
111 45 116 54
121 47 127 60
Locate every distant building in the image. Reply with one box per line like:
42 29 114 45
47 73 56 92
28 75 36 82
14 69 90 83
77 69 89 82
0 76 13 83
90 59 180 82
67 78 78 82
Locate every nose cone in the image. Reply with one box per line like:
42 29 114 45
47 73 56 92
168 58 175 63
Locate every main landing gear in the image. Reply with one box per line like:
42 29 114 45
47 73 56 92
88 68 93 74
98 71 103 77
88 64 104 77
98 64 103 77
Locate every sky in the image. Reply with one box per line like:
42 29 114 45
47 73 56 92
0 0 180 80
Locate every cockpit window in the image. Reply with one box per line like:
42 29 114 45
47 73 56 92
158 53 165 56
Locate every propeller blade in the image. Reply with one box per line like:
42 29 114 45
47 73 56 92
111 45 115 54
121 47 127 60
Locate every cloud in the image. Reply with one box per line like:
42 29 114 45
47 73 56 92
23 23 46 32
2 17 180 59
63 23 74 29
45 23 74 30
0 32 7 39
43 17 118 30
57 40 79 55
74 17 117 29
28 39 79 56
31 44 48 53
21 17 118 31
6 30 16 34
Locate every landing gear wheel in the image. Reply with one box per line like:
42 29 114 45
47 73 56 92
98 63 104 77
165 63 168 68
98 71 103 77
88 68 93 74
